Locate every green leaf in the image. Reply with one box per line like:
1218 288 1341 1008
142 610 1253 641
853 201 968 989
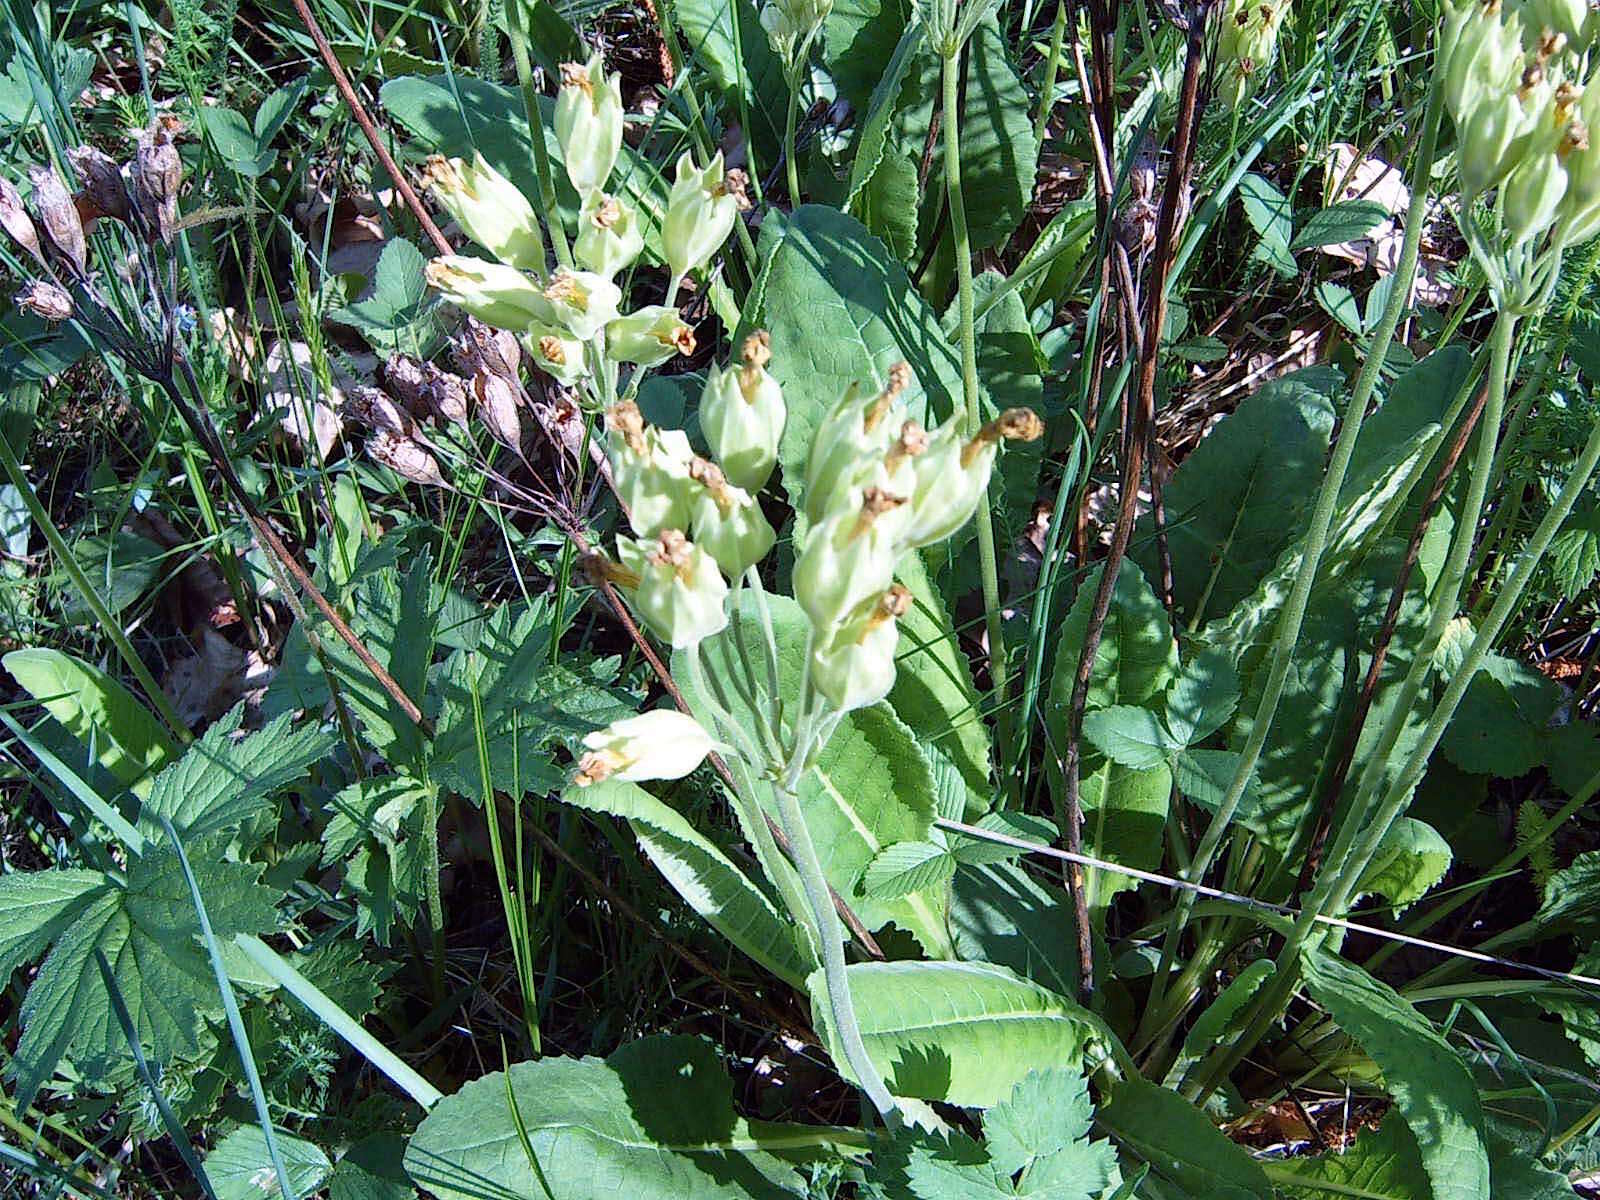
1292 200 1391 250
1174 748 1258 818
1097 1077 1271 1198
741 206 962 513
1548 503 1600 600
1274 1113 1428 1199
0 869 113 983
1165 647 1241 747
1536 850 1600 933
403 1036 812 1200
5 647 177 790
141 707 334 842
950 811 1057 865
1316 280 1364 335
676 593 950 953
9 848 279 1107
1302 948 1491 1200
891 553 993 815
1355 817 1451 911
65 530 167 620
856 152 921 260
1133 373 1337 625
562 779 816 986
321 775 430 944
1164 960 1274 1092
1048 559 1177 719
864 841 958 900
197 106 276 177
945 19 1039 250
1441 652 1562 777
949 861 1081 998
814 961 1096 1106
1081 759 1171 907
1082 706 1181 769
330 238 441 354
823 0 911 110
208 1126 331 1200
329 1134 417 1200
1238 172 1295 276
845 19 926 211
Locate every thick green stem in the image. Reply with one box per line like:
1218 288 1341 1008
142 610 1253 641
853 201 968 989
783 68 803 209
773 772 898 1123
1143 80 1444 1027
941 42 1011 768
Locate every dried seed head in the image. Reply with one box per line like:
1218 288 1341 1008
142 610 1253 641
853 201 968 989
27 165 87 274
454 316 521 382
863 361 912 433
383 354 430 413
16 279 73 322
544 271 587 306
853 486 906 536
864 583 912 632
473 370 524 451
1564 120 1591 157
426 368 472 427
368 431 446 486
1538 28 1567 63
884 420 929 472
962 407 1046 468
719 167 753 211
591 195 623 229
343 384 416 438
0 176 44 265
132 119 183 244
68 146 130 224
538 335 568 366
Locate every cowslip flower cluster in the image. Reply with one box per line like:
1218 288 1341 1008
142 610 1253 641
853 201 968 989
795 369 1043 711
1439 0 1600 250
761 0 832 66
1215 0 1291 109
596 343 1043 718
422 52 745 396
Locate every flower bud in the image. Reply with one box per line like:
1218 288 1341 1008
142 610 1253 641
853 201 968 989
422 152 545 271
555 55 624 194
473 370 524 451
68 146 130 225
575 191 645 279
761 3 802 61
616 529 729 648
811 585 910 713
369 431 446 486
700 331 786 492
606 305 695 366
0 177 44 266
538 268 622 340
27 165 86 274
573 709 716 785
1502 146 1569 244
530 326 589 385
663 151 748 278
16 280 73 322
607 400 695 536
687 458 776 577
804 363 912 525
1457 90 1538 195
1560 89 1600 239
902 408 1044 549
132 116 182 244
793 488 905 631
426 254 550 329
1522 0 1589 41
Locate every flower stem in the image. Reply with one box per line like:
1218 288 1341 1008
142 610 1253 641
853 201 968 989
941 40 1012 772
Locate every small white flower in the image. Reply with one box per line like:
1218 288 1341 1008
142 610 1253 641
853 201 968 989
574 710 716 785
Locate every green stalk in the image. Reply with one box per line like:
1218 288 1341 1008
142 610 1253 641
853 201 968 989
941 38 1012 769
1192 396 1600 1099
773 704 900 1124
1032 0 1068 150
783 69 803 209
0 434 190 740
1139 78 1444 1033
505 2 572 268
